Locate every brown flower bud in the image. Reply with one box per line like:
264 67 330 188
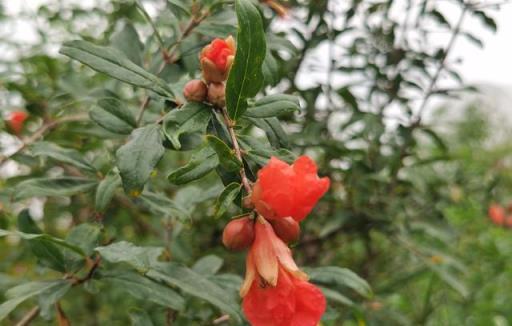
270 216 300 243
222 216 255 251
183 79 208 102
207 82 226 108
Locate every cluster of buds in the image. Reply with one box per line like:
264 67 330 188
183 36 236 108
4 111 28 136
488 203 512 228
222 156 330 326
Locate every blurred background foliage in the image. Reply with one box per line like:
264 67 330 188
1 0 512 325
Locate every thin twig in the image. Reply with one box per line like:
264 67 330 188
0 113 88 166
220 107 252 194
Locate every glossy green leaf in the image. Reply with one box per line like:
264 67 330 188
31 141 96 172
167 146 219 185
206 135 242 172
60 40 174 98
95 170 122 212
116 125 165 195
90 98 137 135
163 102 212 150
214 182 241 218
13 177 97 200
225 0 266 120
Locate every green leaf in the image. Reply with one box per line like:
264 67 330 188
60 40 174 98
17 210 66 272
0 281 68 321
31 141 96 172
147 262 242 322
245 96 299 118
116 124 165 195
38 281 72 320
262 49 279 86
139 191 190 221
168 146 219 185
0 229 86 257
225 0 266 120
110 22 144 66
163 102 212 150
167 0 190 17
206 135 242 172
96 241 163 273
215 183 241 218
95 170 122 212
305 266 372 298
192 255 224 275
66 223 102 257
90 98 137 135
129 309 154 326
102 270 185 310
13 177 97 200
319 286 354 306
247 117 289 149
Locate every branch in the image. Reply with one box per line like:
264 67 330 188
220 106 252 194
0 113 88 166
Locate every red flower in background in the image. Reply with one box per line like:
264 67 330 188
251 156 330 222
489 204 506 226
200 36 235 83
240 217 325 326
6 111 28 135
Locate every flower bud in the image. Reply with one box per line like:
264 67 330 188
200 36 235 83
489 204 505 226
270 216 300 243
222 216 255 251
207 82 226 108
5 111 28 135
183 79 208 102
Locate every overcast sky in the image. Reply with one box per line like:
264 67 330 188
4 0 512 86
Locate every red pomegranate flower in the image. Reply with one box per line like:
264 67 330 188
489 203 505 226
6 111 28 135
200 36 235 83
251 156 330 222
241 217 326 326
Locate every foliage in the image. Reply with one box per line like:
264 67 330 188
0 0 508 325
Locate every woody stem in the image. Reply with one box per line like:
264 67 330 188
220 106 252 195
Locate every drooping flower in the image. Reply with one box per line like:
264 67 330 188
6 111 28 135
200 36 236 83
489 203 505 226
251 156 330 222
240 217 326 326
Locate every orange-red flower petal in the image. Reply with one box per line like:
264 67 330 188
251 156 330 222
